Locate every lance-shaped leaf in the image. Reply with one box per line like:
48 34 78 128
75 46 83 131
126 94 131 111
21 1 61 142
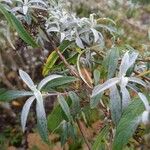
105 47 119 79
21 96 35 132
19 69 36 91
42 40 71 76
90 93 103 109
38 74 62 90
69 91 80 116
92 77 119 97
35 90 48 143
110 85 122 125
128 51 138 69
92 125 110 150
118 52 129 77
58 95 72 121
0 89 33 102
43 76 77 90
0 3 38 47
113 98 144 150
120 86 131 110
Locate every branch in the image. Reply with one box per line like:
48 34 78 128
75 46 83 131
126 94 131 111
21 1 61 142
76 119 91 150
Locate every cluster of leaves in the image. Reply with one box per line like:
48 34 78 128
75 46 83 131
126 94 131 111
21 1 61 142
0 0 149 149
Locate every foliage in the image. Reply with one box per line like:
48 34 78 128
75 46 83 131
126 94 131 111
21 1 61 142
0 0 149 149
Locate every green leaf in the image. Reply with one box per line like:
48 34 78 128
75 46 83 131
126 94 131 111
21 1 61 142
110 85 122 125
113 98 144 150
43 76 77 90
0 89 33 102
42 40 71 76
47 104 64 132
0 3 38 48
92 125 109 150
90 93 103 109
69 91 80 117
58 95 72 122
104 47 119 79
93 69 100 86
37 120 49 144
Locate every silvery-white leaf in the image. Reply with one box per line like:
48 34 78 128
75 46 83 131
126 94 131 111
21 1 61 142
128 77 147 87
92 77 119 97
34 90 48 140
19 69 36 91
21 96 35 132
38 74 62 90
138 93 150 111
75 36 84 49
128 51 138 69
142 110 150 124
120 86 131 110
110 85 122 125
91 28 99 42
119 51 129 77
23 5 28 15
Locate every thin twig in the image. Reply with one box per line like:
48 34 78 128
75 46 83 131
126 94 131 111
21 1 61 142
76 119 91 150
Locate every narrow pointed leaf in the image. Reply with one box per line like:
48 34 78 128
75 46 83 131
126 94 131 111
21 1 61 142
113 98 144 150
43 76 77 90
0 4 38 47
34 90 48 143
128 51 138 69
107 47 119 79
119 52 129 76
110 85 122 125
90 93 103 109
69 91 80 116
38 74 62 90
92 77 119 97
42 40 71 76
121 86 131 110
92 125 109 150
21 96 35 132
0 89 33 102
58 95 72 121
19 70 36 91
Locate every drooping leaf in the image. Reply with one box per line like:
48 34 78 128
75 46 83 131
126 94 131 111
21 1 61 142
0 3 38 48
110 85 122 125
58 95 72 121
42 40 71 76
113 98 145 150
35 90 48 143
92 125 109 150
0 89 33 102
21 96 35 132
